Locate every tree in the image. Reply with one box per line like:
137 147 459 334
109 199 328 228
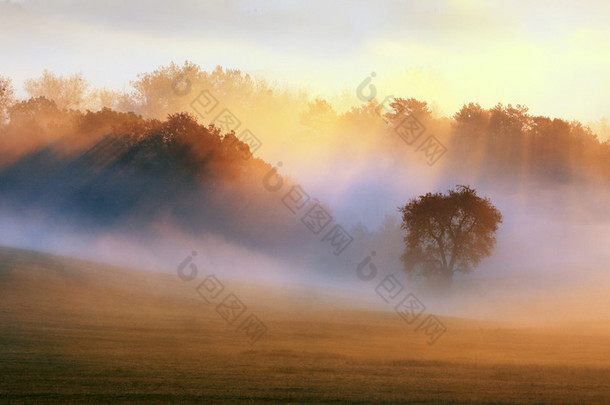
130 61 204 118
399 185 502 286
129 62 270 119
86 88 121 111
383 97 432 124
449 103 491 173
0 75 15 122
453 102 489 136
589 118 610 143
300 98 337 131
24 70 89 110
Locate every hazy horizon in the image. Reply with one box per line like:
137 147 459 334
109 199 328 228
2 0 610 126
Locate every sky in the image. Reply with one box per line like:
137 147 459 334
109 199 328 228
1 0 609 122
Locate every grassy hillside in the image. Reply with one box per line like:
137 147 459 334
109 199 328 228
0 246 608 404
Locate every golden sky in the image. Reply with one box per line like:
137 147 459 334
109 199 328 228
1 0 609 121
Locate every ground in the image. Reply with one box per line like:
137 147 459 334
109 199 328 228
0 247 608 404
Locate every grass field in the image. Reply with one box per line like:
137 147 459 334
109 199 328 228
0 246 609 404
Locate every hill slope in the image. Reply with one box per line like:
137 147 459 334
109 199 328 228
0 246 609 404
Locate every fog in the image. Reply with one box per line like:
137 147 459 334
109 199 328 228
1 146 608 327
0 66 609 329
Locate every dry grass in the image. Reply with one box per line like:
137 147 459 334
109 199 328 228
0 247 609 404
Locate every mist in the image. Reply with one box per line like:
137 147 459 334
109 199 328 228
1 66 609 329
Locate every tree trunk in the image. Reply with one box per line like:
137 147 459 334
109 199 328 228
439 267 453 287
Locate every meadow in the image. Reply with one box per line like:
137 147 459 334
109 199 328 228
0 246 608 404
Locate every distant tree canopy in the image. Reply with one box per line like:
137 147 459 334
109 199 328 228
0 75 15 121
1 64 609 270
0 102 318 255
128 62 275 118
300 99 337 131
24 70 89 110
383 97 432 123
1 63 610 185
399 185 502 285
450 102 609 182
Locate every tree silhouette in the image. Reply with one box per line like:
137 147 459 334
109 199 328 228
130 61 204 118
383 97 432 124
300 98 337 131
86 88 121 112
2 65 610 185
24 70 89 110
0 75 15 122
399 185 502 285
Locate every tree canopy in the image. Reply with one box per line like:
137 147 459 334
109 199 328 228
2 63 610 185
399 185 502 285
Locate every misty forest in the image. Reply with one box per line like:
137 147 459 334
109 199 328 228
1 2 610 402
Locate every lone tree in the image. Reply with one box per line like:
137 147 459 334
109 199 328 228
399 185 502 285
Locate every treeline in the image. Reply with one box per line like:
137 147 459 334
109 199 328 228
0 101 330 258
448 103 610 184
1 61 609 187
0 63 608 273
